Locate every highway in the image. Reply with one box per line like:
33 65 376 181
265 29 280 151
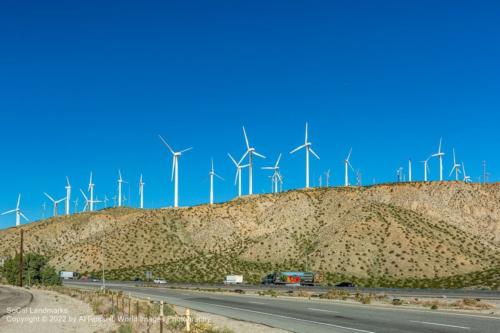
65 281 500 333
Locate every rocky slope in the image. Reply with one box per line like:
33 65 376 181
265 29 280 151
0 182 498 288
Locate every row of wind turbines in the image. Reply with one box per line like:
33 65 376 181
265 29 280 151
1 123 483 227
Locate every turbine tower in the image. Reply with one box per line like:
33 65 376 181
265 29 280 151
159 135 192 208
344 148 354 186
209 159 224 204
431 138 445 181
88 172 95 211
262 154 282 193
80 189 101 212
449 148 461 181
139 174 145 209
324 169 331 187
240 127 265 195
65 176 71 215
228 153 249 197
1 194 29 227
290 123 320 188
462 162 471 183
44 192 65 217
420 157 431 181
117 170 127 207
408 159 412 182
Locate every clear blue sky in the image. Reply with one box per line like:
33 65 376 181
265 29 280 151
1 0 498 229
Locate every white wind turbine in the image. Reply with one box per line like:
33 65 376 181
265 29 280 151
44 192 65 217
408 159 412 182
65 176 71 215
80 189 101 212
431 138 445 181
462 162 471 183
117 170 127 207
2 194 29 227
139 174 145 209
88 172 96 211
209 159 224 205
159 135 192 208
449 148 461 181
240 127 266 195
324 169 331 187
228 153 249 197
290 123 320 188
420 156 431 181
262 154 282 193
103 195 109 208
344 148 354 186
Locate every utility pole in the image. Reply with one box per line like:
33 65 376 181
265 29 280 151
101 226 106 291
19 229 24 287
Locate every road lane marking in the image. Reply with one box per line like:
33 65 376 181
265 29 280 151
248 301 266 305
308 308 339 314
409 320 470 330
193 301 376 333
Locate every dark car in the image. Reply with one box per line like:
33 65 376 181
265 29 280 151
335 282 355 288
133 278 143 282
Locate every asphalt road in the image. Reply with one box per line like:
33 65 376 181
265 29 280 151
65 281 500 333
0 286 32 317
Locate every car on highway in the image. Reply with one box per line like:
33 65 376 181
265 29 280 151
335 282 355 287
153 278 167 284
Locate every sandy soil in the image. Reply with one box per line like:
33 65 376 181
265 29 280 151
0 287 117 333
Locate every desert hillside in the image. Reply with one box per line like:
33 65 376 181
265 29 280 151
0 182 499 288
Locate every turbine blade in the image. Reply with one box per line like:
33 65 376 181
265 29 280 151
346 148 352 161
253 151 266 159
158 135 175 154
234 169 239 185
171 156 176 181
261 167 274 170
305 122 308 144
242 126 250 149
1 209 16 215
180 147 193 154
44 192 55 202
20 212 29 221
449 168 455 177
290 144 306 154
16 194 21 209
66 176 71 186
80 189 88 201
215 173 224 181
309 148 320 160
275 153 282 168
228 153 238 166
238 150 249 165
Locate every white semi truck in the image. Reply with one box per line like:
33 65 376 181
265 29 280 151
59 271 77 280
224 275 243 285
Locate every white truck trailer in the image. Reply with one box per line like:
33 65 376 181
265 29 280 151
224 275 243 285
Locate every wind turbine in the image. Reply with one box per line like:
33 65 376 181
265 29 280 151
408 159 412 182
228 153 249 197
431 138 445 181
262 154 282 193
420 157 431 181
73 198 79 213
344 148 354 186
65 176 71 215
290 123 320 188
2 194 29 227
139 174 145 209
240 127 266 195
209 159 224 204
324 169 331 187
41 202 46 219
117 170 127 207
88 172 95 211
462 162 471 183
158 135 192 208
80 189 101 212
449 148 461 181
103 195 109 208
44 192 65 217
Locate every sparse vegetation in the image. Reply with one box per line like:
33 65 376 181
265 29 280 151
0 183 498 289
